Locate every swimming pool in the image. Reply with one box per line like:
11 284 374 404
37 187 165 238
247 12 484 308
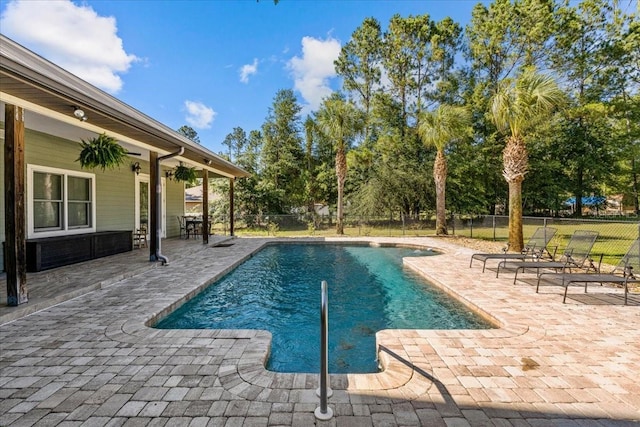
155 243 492 373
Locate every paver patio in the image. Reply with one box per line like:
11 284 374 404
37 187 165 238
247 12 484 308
1 236 638 426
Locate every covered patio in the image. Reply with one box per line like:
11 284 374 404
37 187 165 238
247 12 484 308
0 235 234 324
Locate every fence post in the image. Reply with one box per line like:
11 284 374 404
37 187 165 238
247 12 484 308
451 213 455 235
492 215 496 241
470 216 473 239
402 213 405 236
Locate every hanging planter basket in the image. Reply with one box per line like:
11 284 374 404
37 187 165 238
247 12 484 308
173 163 197 184
77 133 128 170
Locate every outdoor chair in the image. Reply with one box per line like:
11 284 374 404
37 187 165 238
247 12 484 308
536 238 640 304
496 230 600 284
133 225 148 249
470 226 558 272
177 216 187 239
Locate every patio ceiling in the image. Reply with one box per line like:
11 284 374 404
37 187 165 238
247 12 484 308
0 35 250 179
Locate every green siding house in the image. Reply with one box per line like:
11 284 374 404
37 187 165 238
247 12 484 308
1 35 249 305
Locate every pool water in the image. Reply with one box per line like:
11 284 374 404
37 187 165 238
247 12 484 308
155 244 492 373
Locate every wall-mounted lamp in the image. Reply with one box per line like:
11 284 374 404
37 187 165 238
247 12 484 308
131 162 141 175
204 158 212 166
73 107 88 122
165 170 173 180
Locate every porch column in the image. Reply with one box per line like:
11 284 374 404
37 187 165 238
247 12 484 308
229 178 235 237
149 151 158 260
202 170 209 244
4 104 28 305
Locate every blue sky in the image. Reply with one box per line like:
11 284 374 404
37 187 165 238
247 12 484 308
1 0 489 155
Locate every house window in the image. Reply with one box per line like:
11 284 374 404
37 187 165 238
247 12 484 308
68 176 91 228
33 172 63 230
28 165 96 237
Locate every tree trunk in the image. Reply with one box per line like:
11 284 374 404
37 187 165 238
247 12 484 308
575 165 584 217
503 136 527 252
508 179 524 252
433 149 448 235
336 147 347 235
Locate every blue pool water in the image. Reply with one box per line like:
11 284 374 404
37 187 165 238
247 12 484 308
155 244 492 373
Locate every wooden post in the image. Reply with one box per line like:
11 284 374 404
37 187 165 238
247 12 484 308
4 104 28 306
149 151 158 260
229 178 235 237
202 169 209 244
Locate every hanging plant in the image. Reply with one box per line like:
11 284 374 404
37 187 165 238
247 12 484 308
172 163 197 184
77 133 128 170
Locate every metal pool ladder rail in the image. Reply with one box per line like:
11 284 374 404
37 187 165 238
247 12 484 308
315 280 333 420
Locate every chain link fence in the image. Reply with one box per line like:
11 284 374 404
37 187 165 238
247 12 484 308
211 213 638 264
450 215 639 266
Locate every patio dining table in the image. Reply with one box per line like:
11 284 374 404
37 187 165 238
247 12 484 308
184 216 203 239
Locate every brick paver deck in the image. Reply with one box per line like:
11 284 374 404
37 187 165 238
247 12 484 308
1 236 638 426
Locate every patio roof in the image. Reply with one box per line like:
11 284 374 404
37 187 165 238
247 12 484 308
0 34 250 179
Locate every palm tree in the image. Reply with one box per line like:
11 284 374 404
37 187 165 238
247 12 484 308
490 69 565 251
418 105 471 235
316 96 364 234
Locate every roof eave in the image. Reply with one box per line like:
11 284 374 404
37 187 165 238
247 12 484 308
0 34 251 179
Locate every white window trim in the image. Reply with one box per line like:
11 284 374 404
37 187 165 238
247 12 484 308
27 164 96 238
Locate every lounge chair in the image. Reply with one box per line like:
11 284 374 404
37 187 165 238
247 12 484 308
497 230 600 284
469 227 557 272
536 238 640 304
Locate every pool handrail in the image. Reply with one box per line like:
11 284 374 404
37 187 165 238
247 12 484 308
315 280 333 420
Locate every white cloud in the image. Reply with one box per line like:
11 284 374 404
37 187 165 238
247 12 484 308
0 0 137 94
287 36 341 113
239 58 258 84
184 101 216 129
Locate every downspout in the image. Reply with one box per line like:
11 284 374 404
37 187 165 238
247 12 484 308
155 146 184 265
